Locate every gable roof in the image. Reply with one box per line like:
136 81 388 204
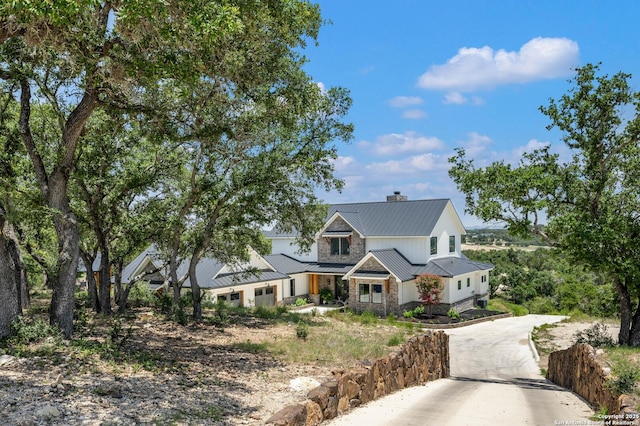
326 199 450 236
344 250 493 282
121 245 289 289
265 198 454 238
415 255 494 278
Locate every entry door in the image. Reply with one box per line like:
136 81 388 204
254 286 275 307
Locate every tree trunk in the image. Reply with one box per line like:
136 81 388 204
79 250 99 311
98 247 112 315
628 299 640 347
614 276 631 345
188 253 203 322
49 206 80 339
4 220 29 312
0 222 21 338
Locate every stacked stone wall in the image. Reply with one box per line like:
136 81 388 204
266 331 450 426
547 343 639 422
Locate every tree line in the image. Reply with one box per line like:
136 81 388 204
465 248 618 318
451 64 640 346
0 1 353 339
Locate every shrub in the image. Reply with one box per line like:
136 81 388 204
128 282 155 307
319 288 334 304
403 310 415 319
295 321 309 341
295 297 308 307
447 308 460 319
608 365 640 395
10 317 61 344
573 323 615 348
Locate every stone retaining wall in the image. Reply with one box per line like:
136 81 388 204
266 331 450 426
547 343 639 421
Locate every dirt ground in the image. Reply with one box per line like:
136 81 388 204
0 311 336 425
533 319 620 372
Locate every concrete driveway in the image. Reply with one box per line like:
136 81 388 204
326 315 594 426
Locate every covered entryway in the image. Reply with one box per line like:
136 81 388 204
254 286 275 307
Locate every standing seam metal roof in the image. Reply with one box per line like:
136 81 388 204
264 198 451 238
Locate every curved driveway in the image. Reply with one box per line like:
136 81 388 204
327 315 594 426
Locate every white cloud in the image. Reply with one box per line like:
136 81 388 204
443 92 468 104
315 82 328 96
388 96 424 108
402 109 427 119
332 155 357 173
367 153 448 175
359 131 445 156
417 37 579 92
458 132 494 158
512 138 550 159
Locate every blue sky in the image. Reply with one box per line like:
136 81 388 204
303 1 640 227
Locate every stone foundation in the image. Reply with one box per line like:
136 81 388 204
266 331 449 426
547 343 639 422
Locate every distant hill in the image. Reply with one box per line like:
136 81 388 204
462 228 548 247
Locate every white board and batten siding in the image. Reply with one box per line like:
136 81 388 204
270 238 317 262
429 202 466 261
366 237 428 264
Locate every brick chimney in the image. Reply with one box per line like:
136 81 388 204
386 191 408 202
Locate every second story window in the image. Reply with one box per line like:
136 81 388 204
449 235 456 253
331 237 350 255
430 236 437 255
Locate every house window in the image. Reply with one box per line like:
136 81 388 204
359 283 382 304
359 283 370 303
457 280 461 290
430 236 437 255
290 279 296 297
449 236 456 253
481 275 487 283
467 277 470 287
372 284 382 304
331 237 350 255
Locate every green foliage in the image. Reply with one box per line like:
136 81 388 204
108 317 133 350
387 335 403 346
319 288 334 304
573 323 615 348
447 308 460 319
127 282 156 308
8 316 61 345
402 305 425 319
295 321 309 341
360 310 378 325
607 365 640 395
452 64 640 345
465 249 618 318
233 341 267 354
295 297 308 306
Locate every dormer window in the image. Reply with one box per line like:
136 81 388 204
449 235 456 253
430 236 437 255
331 237 350 255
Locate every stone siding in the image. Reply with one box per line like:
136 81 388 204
266 331 450 426
349 277 398 317
547 343 639 421
317 217 365 264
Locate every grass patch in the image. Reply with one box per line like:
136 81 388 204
233 340 268 354
488 298 529 316
264 312 417 368
603 347 640 396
